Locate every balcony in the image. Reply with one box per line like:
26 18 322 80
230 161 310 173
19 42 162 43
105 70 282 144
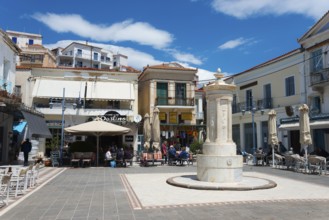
310 67 329 87
232 98 272 114
155 97 194 106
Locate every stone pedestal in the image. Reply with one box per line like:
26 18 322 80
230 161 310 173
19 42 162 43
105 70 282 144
197 73 243 183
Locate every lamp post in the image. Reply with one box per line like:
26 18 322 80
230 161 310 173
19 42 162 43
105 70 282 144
241 96 264 164
50 88 66 166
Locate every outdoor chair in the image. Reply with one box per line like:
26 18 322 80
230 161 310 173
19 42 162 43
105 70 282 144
308 155 326 175
9 168 28 197
29 163 40 187
0 174 11 206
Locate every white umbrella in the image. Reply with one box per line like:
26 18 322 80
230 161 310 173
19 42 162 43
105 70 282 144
152 108 160 151
64 117 130 166
143 113 151 151
268 109 279 167
299 104 312 167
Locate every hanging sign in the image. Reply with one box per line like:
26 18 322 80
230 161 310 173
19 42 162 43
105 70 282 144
159 112 166 120
169 112 177 124
181 112 192 120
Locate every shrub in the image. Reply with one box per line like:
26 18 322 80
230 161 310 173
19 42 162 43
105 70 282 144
190 141 203 154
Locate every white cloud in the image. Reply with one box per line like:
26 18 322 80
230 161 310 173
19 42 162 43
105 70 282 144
218 37 249 50
168 50 203 65
211 0 329 20
32 13 173 49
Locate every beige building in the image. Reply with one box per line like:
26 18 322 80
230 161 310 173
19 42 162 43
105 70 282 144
138 63 199 146
226 49 305 154
6 30 56 68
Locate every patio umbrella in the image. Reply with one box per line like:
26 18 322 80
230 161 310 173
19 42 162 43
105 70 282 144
64 117 130 166
143 113 151 151
299 104 312 167
152 108 160 151
268 109 279 167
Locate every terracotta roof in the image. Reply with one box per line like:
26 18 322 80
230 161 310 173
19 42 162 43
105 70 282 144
16 65 140 73
143 62 197 71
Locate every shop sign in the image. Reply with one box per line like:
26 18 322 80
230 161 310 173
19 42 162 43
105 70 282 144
100 111 126 123
181 112 192 120
125 135 134 142
169 112 177 124
46 120 63 127
159 112 166 121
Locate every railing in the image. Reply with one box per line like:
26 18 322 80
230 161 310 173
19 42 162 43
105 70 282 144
310 68 329 86
232 98 272 114
155 97 194 106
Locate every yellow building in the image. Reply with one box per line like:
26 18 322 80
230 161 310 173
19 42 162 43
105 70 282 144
138 63 199 146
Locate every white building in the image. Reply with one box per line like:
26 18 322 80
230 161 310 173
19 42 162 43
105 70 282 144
0 29 21 163
52 42 128 70
16 66 141 158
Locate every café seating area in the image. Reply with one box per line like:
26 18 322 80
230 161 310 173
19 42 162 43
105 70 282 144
0 163 41 207
246 151 329 175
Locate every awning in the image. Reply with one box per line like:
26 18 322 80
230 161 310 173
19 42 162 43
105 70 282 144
21 111 52 138
13 121 27 133
32 78 135 100
279 120 329 130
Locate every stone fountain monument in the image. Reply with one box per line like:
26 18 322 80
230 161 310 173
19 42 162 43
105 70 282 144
167 70 276 190
197 73 242 183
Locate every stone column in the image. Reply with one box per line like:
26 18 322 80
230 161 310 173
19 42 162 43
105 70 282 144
197 73 243 183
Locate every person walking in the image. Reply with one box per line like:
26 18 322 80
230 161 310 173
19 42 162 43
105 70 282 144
21 138 32 166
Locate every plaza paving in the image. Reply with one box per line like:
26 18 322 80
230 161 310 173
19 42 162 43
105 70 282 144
1 164 329 220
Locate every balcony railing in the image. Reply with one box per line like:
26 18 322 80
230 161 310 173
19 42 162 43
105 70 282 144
310 68 329 86
232 98 272 114
155 97 194 106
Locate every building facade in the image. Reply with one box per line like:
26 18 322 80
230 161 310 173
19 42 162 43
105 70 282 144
226 49 305 154
281 11 329 156
52 42 127 70
138 63 199 147
16 66 141 156
6 30 56 68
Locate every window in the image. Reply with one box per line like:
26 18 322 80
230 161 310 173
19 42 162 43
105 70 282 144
28 39 34 45
77 49 82 57
113 61 117 67
263 84 272 108
311 49 323 72
246 89 252 110
108 101 120 109
76 61 83 67
93 64 99 69
175 83 186 105
285 76 295 96
12 37 17 44
157 82 168 105
232 94 238 113
311 96 321 114
93 52 98 61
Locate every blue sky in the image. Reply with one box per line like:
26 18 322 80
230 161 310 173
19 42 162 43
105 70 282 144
1 0 329 82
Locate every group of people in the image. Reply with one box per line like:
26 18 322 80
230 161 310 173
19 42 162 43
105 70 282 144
105 144 133 167
161 141 190 165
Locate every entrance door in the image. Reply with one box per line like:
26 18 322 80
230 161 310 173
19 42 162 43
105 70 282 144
289 130 300 154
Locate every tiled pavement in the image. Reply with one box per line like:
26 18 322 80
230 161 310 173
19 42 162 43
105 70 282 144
1 164 329 220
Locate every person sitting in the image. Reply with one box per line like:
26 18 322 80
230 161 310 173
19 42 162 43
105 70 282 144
168 145 177 165
178 147 189 165
124 147 133 166
105 148 113 166
116 148 125 167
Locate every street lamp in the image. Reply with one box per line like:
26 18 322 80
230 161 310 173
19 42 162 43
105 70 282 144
49 88 66 166
241 96 264 164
